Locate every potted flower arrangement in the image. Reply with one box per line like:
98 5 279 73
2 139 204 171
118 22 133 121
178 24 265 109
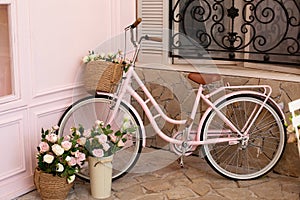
34 125 86 200
70 119 135 199
286 115 300 144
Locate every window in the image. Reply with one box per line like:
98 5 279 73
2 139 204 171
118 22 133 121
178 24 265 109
0 4 12 97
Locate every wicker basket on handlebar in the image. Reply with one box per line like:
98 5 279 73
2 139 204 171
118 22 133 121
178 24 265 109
84 60 123 94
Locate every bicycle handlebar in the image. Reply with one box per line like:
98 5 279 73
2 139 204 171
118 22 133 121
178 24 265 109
125 18 142 30
131 18 142 29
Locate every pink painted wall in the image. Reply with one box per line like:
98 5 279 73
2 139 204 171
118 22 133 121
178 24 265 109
0 0 136 199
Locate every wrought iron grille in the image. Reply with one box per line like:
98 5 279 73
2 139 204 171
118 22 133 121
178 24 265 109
169 0 300 66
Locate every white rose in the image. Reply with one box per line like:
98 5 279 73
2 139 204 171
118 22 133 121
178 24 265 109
56 163 64 172
46 133 58 143
95 120 104 127
52 144 64 156
82 56 90 63
287 124 295 133
121 121 131 133
65 156 71 162
67 175 76 184
77 137 86 146
43 154 54 164
52 125 59 131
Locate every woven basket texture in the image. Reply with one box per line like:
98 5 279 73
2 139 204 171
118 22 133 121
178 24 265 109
34 168 74 200
84 60 123 94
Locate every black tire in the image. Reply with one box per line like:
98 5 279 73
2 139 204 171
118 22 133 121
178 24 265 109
58 95 143 181
201 94 286 180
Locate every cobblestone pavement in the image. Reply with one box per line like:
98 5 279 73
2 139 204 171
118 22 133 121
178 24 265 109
17 151 300 200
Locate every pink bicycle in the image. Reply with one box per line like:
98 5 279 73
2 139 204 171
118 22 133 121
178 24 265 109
58 19 286 181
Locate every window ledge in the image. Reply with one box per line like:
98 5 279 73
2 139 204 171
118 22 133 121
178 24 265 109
136 62 300 83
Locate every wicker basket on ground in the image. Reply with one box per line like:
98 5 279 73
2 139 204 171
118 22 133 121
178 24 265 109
84 60 123 94
34 168 74 200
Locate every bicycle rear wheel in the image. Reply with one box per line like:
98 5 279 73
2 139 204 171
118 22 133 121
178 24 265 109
58 95 143 181
201 95 286 180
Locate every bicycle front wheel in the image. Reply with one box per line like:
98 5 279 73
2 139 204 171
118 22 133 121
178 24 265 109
201 95 286 180
58 95 143 181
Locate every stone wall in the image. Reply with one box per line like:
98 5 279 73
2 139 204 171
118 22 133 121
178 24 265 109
131 67 300 177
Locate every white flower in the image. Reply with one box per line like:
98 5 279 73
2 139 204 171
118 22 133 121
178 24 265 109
96 134 107 144
52 144 64 156
67 175 76 184
46 133 58 143
77 137 86 146
102 143 110 151
65 156 71 162
117 139 125 147
56 163 64 172
82 55 90 63
83 129 91 137
95 120 104 127
52 125 59 131
100 53 105 59
43 154 54 164
121 120 131 133
287 124 295 133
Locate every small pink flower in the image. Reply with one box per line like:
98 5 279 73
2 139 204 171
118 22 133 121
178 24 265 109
77 137 86 146
109 134 117 143
63 135 71 141
72 150 80 158
117 139 125 147
83 129 91 137
67 157 77 166
96 134 107 144
46 133 58 143
102 143 110 151
76 152 86 162
61 141 72 151
39 142 49 153
92 149 104 158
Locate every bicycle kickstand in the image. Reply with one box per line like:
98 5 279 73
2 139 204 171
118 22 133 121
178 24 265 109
178 141 188 168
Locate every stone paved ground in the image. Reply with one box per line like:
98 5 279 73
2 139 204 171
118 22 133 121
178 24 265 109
17 152 300 200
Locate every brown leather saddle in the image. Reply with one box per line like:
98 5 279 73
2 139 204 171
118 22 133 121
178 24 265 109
188 72 221 85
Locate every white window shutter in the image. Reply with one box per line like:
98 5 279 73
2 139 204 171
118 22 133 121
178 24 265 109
137 0 168 64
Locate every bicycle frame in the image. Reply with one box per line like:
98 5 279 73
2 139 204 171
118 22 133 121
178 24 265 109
103 63 279 148
100 25 285 149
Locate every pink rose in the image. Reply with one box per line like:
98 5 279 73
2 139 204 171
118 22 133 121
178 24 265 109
96 134 107 144
72 150 80 158
102 143 110 151
92 149 104 158
39 142 49 153
77 137 86 146
77 152 86 162
67 157 77 166
117 139 125 147
46 133 58 143
63 135 71 141
83 129 91 137
109 134 117 143
61 141 72 151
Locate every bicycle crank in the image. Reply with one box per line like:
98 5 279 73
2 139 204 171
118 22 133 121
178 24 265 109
170 132 197 156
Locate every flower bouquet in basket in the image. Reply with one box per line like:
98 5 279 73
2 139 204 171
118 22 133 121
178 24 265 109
286 114 300 144
82 50 130 94
70 119 136 199
34 126 86 200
